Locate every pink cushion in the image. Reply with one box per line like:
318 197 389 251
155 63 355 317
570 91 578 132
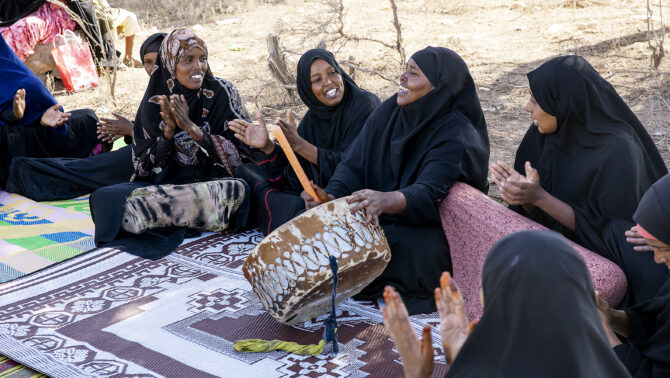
439 182 627 319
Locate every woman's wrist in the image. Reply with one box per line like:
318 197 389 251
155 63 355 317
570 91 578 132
261 139 275 155
530 187 549 207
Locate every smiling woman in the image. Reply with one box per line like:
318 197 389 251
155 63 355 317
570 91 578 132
88 28 251 258
230 48 380 236
304 47 490 314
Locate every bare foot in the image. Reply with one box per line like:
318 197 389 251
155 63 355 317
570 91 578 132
13 89 25 120
435 272 471 365
382 286 433 378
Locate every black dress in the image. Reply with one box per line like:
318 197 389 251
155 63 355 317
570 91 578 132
324 47 490 314
89 29 250 258
613 173 670 378
514 55 668 305
237 48 380 235
445 231 631 378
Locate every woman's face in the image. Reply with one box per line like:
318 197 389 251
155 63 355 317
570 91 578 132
644 238 670 269
524 91 558 134
397 58 435 106
310 58 345 106
143 52 158 76
175 47 207 90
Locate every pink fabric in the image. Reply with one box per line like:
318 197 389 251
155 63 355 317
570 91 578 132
439 182 627 319
0 3 76 61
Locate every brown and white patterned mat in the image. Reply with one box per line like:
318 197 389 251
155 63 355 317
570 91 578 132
0 230 448 377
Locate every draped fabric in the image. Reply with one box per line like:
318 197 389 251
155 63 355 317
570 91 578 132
325 46 490 224
514 55 668 304
324 47 490 313
0 0 44 27
139 32 165 64
613 173 670 377
0 33 65 133
446 230 631 378
130 28 249 184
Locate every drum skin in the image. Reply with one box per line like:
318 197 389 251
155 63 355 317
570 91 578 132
243 197 391 325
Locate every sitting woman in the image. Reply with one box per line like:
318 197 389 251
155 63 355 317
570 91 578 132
0 34 98 188
229 48 380 235
90 28 250 258
490 55 668 305
599 173 670 377
383 230 630 378
5 33 166 201
304 47 490 314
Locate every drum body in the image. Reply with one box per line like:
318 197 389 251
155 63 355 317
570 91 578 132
243 197 391 324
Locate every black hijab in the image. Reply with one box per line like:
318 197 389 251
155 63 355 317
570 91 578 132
139 32 166 64
446 230 630 378
289 48 379 187
514 55 668 251
634 173 670 246
0 0 44 26
131 28 248 182
325 46 489 223
615 173 670 377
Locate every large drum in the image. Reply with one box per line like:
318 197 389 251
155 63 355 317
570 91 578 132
243 197 391 325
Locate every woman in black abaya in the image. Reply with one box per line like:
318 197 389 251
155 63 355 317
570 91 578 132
599 173 670 378
5 33 166 201
89 28 250 258
305 46 490 314
384 231 631 378
491 55 668 306
229 48 380 235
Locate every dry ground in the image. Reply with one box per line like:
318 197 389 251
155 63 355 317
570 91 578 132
55 0 670 200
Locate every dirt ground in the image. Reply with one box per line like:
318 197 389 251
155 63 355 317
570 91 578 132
55 0 670 199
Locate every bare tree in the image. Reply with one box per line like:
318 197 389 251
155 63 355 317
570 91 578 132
647 0 665 70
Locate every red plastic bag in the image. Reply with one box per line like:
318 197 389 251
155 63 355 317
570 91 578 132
50 31 100 92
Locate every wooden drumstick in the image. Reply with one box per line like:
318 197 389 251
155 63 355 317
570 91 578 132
272 125 320 202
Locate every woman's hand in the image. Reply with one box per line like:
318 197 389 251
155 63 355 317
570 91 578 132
382 286 434 378
158 95 177 139
625 225 655 252
348 190 406 227
498 161 545 206
435 272 474 365
170 95 203 142
300 181 333 210
596 293 629 339
229 111 274 154
40 104 71 128
97 113 133 142
276 109 302 149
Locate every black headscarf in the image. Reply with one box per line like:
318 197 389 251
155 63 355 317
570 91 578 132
325 46 489 224
131 28 248 183
634 173 670 246
286 48 380 187
0 0 44 27
514 55 668 252
446 230 630 378
139 32 166 64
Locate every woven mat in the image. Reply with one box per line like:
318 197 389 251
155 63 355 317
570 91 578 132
0 230 448 377
0 355 44 378
0 191 95 283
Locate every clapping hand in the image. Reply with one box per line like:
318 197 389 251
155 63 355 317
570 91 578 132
383 286 434 378
97 113 133 142
230 111 273 153
435 272 476 365
40 104 71 128
492 161 544 206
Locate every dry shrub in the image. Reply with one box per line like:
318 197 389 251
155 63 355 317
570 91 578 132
427 0 474 15
108 0 276 28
